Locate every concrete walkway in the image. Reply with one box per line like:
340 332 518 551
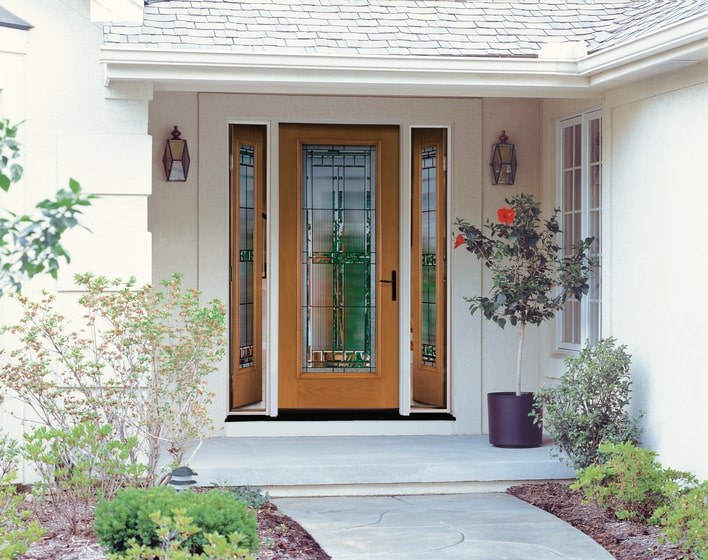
273 493 614 560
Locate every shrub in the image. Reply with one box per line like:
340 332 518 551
224 486 269 510
94 487 259 555
1 273 226 484
573 442 695 523
23 422 146 534
654 481 707 559
534 337 642 469
107 510 255 560
0 433 44 559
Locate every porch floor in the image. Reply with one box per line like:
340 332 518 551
184 435 575 497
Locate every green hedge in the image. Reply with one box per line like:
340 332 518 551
94 487 258 554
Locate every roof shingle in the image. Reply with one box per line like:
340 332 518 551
104 0 708 58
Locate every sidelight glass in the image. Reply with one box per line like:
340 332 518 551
302 145 376 372
238 144 255 368
421 146 437 366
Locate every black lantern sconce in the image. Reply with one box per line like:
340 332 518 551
163 125 190 181
490 130 517 185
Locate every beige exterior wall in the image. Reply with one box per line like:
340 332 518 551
603 63 708 479
149 92 544 436
539 64 708 479
0 0 152 480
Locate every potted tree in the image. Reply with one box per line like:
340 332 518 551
455 193 596 447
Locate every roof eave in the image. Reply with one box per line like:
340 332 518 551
101 14 708 98
579 12 708 86
101 48 595 99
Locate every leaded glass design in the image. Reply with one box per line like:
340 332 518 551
421 146 437 366
239 144 255 368
302 145 376 372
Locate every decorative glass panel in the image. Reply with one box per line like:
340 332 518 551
238 145 255 368
302 145 376 372
421 146 437 366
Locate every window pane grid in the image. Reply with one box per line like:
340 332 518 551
558 114 602 349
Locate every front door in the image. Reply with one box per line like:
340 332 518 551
279 124 400 409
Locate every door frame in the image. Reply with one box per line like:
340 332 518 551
220 118 453 418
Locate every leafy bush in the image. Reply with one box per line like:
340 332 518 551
1 274 226 483
573 442 695 522
534 338 642 469
0 432 19 481
107 509 255 560
0 433 44 559
224 486 269 510
23 422 146 534
94 487 258 555
654 481 707 559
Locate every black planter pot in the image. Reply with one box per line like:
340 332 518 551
487 391 542 448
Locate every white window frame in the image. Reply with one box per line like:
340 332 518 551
556 109 603 352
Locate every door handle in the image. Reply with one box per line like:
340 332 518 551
380 270 397 301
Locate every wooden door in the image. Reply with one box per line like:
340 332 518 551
411 128 447 407
278 124 399 409
230 125 265 408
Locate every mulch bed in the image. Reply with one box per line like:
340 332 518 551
20 496 330 560
19 482 688 559
508 482 686 560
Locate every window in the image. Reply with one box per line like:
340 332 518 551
557 110 602 351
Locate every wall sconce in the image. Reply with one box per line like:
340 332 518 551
490 130 517 185
163 125 190 181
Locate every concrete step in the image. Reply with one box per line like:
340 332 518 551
185 435 575 497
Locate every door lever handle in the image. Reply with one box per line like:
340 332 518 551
379 270 397 301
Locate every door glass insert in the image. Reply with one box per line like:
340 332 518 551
238 144 255 368
421 145 438 366
302 145 376 373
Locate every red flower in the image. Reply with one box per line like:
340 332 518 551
497 207 516 224
454 234 465 249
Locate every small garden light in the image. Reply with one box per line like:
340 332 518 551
168 465 198 491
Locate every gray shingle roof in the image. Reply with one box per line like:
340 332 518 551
587 0 708 52
104 0 708 58
0 6 32 30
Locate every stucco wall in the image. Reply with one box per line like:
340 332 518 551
603 63 708 479
148 92 544 436
0 0 152 480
